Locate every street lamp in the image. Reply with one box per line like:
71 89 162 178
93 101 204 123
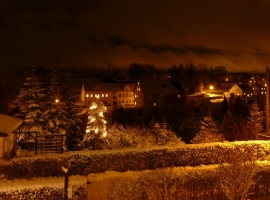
225 78 228 91
209 85 214 90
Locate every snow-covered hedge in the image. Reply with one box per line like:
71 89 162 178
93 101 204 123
1 141 270 179
0 184 87 200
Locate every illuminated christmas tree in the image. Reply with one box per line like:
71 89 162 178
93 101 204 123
80 99 107 149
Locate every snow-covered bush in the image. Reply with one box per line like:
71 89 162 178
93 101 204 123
108 167 222 200
0 185 87 200
218 147 259 200
105 123 141 149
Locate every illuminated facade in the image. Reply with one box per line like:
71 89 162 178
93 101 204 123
81 83 136 107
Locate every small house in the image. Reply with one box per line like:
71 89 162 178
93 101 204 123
0 114 23 158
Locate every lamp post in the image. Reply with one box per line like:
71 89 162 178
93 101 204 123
62 162 71 200
266 66 269 134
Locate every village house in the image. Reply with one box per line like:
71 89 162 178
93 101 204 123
133 80 185 115
228 83 262 98
0 114 23 158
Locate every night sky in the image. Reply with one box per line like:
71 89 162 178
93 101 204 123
1 0 270 72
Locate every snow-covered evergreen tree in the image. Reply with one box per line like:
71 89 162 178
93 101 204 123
61 79 83 150
14 68 47 134
151 119 182 145
80 100 107 149
191 115 225 144
42 76 69 150
248 101 264 139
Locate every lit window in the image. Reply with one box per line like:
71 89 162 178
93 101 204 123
102 94 104 97
135 101 137 105
177 95 180 98
90 94 93 97
261 92 264 94
154 103 156 106
106 94 108 97
237 93 239 96
86 94 89 97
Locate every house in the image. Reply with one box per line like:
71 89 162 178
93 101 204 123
0 114 23 158
248 75 267 96
133 80 185 115
81 83 136 107
229 84 258 98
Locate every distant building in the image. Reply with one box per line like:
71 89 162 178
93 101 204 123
229 83 261 98
81 83 136 107
133 80 185 115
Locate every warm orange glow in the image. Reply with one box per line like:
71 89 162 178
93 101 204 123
55 99 59 103
209 85 214 90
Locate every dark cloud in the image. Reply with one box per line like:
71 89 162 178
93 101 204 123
1 0 270 71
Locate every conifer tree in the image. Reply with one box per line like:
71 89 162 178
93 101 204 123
14 68 47 133
248 101 264 139
191 115 225 143
221 110 237 141
151 119 182 145
42 76 69 150
80 100 107 149
61 79 83 150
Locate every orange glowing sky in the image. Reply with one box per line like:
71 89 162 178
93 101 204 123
1 0 270 72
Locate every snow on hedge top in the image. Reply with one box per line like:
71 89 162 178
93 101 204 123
0 114 22 137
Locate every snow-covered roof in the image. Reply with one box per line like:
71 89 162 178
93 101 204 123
0 114 23 137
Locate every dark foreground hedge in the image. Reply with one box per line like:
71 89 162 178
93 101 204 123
1 140 270 179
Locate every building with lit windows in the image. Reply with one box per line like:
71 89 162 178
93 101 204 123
81 83 136 107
